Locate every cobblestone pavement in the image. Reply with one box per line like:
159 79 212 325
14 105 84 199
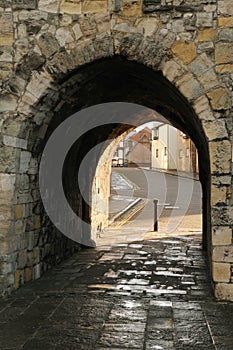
0 234 233 349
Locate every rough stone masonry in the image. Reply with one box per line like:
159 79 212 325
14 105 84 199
0 0 233 301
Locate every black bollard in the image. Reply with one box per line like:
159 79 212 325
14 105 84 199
154 199 158 232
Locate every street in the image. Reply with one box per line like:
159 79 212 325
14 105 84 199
109 168 202 234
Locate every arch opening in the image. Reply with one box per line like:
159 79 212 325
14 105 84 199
52 57 210 251
5 56 211 293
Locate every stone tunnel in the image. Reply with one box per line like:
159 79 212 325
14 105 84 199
0 0 233 301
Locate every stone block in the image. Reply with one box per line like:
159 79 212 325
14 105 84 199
27 251 34 267
0 12 13 34
218 0 233 16
207 87 230 110
219 28 233 42
213 246 233 263
18 249 27 269
0 33 14 46
0 46 13 63
209 140 231 174
193 96 214 121
38 33 60 58
190 53 213 77
82 0 108 13
213 263 231 282
26 71 52 99
196 12 213 28
212 226 232 246
121 0 142 17
211 185 227 206
33 247 40 264
0 146 18 173
0 62 12 79
79 16 97 36
34 215 41 230
199 69 219 91
0 206 12 221
56 27 74 47
212 176 232 186
38 0 60 12
0 94 18 112
60 0 82 14
202 119 228 141
0 174 16 192
19 151 31 173
215 64 233 74
72 23 83 40
218 17 233 28
215 283 233 302
15 220 26 234
33 263 41 279
136 17 159 37
3 135 27 149
15 205 23 220
24 267 32 282
171 41 196 65
176 73 203 101
14 270 21 289
162 59 184 83
215 43 233 65
12 0 37 10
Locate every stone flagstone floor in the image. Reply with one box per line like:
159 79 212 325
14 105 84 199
0 234 233 349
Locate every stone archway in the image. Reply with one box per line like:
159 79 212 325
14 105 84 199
0 18 232 299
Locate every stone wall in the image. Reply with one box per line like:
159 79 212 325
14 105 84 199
0 0 233 300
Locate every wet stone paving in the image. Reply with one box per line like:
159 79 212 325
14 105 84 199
1 234 233 349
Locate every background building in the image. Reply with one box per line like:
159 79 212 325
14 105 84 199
112 127 152 168
151 123 198 174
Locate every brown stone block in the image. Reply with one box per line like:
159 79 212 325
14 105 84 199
82 0 108 13
171 41 196 65
196 28 216 42
211 185 227 206
60 0 81 14
14 270 21 289
218 17 233 28
33 247 40 264
213 246 233 263
207 87 230 110
215 43 233 65
34 215 41 230
14 204 23 220
212 262 231 283
215 283 233 302
212 226 232 246
215 64 233 74
24 267 32 282
121 1 142 17
0 33 14 46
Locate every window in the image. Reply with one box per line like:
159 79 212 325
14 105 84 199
186 148 190 157
164 147 167 156
153 128 159 140
156 149 159 158
179 149 183 158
